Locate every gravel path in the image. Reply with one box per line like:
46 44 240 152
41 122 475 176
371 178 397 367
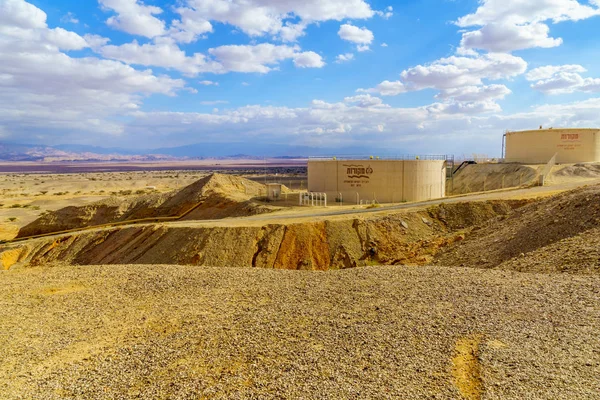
1 264 599 399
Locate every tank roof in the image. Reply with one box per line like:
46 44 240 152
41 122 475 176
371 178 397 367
507 128 600 135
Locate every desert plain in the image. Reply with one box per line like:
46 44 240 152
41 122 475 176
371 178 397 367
1 161 600 399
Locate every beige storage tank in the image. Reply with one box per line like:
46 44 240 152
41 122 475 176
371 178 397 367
307 157 447 203
504 128 600 164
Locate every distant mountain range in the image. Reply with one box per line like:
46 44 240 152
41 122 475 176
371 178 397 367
0 142 376 162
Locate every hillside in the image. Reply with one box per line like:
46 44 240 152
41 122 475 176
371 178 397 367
16 174 278 238
435 183 600 273
450 163 539 194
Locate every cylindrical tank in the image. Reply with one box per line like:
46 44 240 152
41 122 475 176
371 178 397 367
505 128 600 164
307 158 446 203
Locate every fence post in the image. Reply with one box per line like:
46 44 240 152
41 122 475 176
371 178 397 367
324 193 327 207
356 192 359 205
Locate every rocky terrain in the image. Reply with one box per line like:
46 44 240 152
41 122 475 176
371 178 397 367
16 174 280 238
1 264 598 399
450 163 539 194
2 179 600 399
435 184 600 274
2 200 527 271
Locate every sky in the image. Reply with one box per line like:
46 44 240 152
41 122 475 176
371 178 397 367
1 0 600 157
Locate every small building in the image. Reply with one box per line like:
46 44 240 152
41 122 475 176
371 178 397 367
266 183 283 201
504 128 600 164
308 157 447 203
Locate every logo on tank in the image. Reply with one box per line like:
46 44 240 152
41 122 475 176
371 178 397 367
344 164 373 179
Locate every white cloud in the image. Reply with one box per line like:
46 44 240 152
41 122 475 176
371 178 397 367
381 43 388 47
170 0 375 43
436 85 512 102
89 96 600 152
456 0 600 52
526 64 587 80
360 53 526 96
84 34 111 50
293 51 325 68
199 80 219 86
99 40 223 75
343 94 385 108
375 5 393 19
279 22 307 42
168 7 213 44
0 0 186 139
99 0 166 38
338 24 374 51
526 65 600 94
427 100 501 115
208 43 296 73
61 12 79 24
457 0 600 26
336 53 355 63
100 41 323 75
459 22 563 53
0 0 47 29
358 80 406 96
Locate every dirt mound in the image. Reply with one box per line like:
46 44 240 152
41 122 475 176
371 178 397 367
17 174 279 238
435 184 600 273
553 163 600 178
4 200 526 270
450 163 539 194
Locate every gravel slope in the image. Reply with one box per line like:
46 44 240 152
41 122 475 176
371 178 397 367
1 264 599 399
435 184 600 273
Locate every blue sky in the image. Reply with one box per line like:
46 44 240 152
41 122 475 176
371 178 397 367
2 0 600 156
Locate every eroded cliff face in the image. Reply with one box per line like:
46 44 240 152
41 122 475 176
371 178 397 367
1 201 525 271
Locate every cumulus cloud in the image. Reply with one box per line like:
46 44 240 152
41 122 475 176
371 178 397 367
199 80 219 86
456 0 600 53
99 40 222 75
78 96 600 152
336 53 354 63
343 94 385 108
459 22 563 53
0 0 91 51
375 6 394 19
526 65 600 94
525 64 587 80
293 51 325 68
99 0 166 38
358 80 406 96
61 12 79 24
100 41 324 75
360 53 526 95
169 0 375 43
338 24 374 51
436 85 512 102
0 0 186 139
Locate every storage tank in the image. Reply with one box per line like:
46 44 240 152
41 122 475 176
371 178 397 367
504 128 600 164
307 157 447 203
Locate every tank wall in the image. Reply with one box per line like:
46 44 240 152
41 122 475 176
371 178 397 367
505 129 600 164
308 160 446 203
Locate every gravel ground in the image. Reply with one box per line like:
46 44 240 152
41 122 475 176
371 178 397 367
1 264 599 399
